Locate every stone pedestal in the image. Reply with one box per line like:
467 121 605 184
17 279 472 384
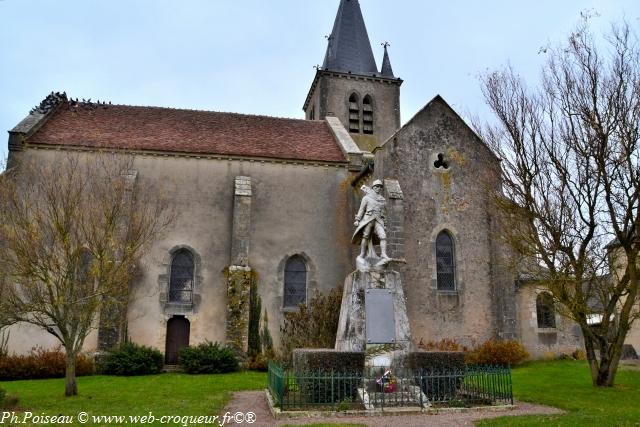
335 269 412 367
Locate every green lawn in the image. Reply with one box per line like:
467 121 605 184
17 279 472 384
1 371 266 426
478 360 640 427
2 361 640 426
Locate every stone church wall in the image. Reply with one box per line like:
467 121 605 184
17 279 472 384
5 148 354 354
374 97 517 349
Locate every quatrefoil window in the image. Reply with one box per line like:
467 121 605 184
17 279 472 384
434 153 449 169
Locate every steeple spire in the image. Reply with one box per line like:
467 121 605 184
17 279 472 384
322 0 378 75
381 42 394 77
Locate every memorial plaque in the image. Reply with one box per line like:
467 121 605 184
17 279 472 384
365 288 396 344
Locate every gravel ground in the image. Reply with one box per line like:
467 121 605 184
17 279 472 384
222 391 563 427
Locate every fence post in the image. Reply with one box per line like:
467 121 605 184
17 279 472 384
331 370 335 411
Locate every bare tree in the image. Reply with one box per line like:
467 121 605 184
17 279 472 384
0 152 173 396
478 20 640 387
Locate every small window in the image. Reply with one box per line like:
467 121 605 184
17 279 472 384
436 231 455 291
284 255 307 308
169 249 194 304
536 292 556 328
348 93 361 134
363 95 374 134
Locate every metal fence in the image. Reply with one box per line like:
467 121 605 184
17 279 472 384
268 362 513 411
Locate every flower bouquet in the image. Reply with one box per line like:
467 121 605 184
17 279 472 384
375 369 397 393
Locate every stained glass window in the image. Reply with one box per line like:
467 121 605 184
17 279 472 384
436 231 455 291
284 255 307 308
169 249 194 303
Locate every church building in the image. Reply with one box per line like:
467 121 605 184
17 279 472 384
5 0 587 360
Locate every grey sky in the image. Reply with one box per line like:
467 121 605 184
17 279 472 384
1 0 638 161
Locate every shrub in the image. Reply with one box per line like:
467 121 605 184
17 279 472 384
418 338 468 352
279 287 342 364
0 346 94 380
465 340 528 366
406 351 465 401
572 349 587 360
178 342 238 374
406 351 466 372
244 353 269 372
292 349 364 403
260 310 274 358
247 279 262 359
99 342 163 376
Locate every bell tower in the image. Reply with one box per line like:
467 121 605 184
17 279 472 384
303 0 402 151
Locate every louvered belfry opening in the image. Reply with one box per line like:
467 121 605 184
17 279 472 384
436 231 455 291
363 95 373 134
348 93 361 133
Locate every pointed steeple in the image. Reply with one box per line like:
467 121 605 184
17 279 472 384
381 43 394 77
322 0 378 75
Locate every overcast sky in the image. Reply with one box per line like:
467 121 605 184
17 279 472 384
1 0 639 161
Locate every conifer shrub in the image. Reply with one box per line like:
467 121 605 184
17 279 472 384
465 339 528 366
0 347 94 380
260 310 274 358
247 279 262 359
279 287 342 364
178 342 239 374
99 342 163 376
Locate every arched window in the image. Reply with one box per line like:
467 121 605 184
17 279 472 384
169 249 194 303
284 255 307 308
348 93 361 133
536 292 556 328
436 231 455 291
363 95 374 134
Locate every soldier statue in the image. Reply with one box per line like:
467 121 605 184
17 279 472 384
352 179 391 266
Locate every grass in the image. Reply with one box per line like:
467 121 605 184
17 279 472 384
1 371 266 426
478 359 640 427
3 361 640 426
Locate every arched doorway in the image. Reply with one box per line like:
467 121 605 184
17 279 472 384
165 315 190 364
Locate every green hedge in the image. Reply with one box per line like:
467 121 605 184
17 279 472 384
292 349 364 403
178 342 238 374
99 342 164 376
406 351 465 401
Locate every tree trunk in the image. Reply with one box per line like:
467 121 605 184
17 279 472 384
595 347 621 387
64 351 78 396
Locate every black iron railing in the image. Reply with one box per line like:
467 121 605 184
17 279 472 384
267 361 513 411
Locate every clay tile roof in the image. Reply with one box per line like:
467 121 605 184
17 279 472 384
27 104 347 163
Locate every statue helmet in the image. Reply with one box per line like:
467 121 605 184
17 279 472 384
372 179 383 188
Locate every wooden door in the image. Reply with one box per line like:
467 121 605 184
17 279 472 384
165 316 190 364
